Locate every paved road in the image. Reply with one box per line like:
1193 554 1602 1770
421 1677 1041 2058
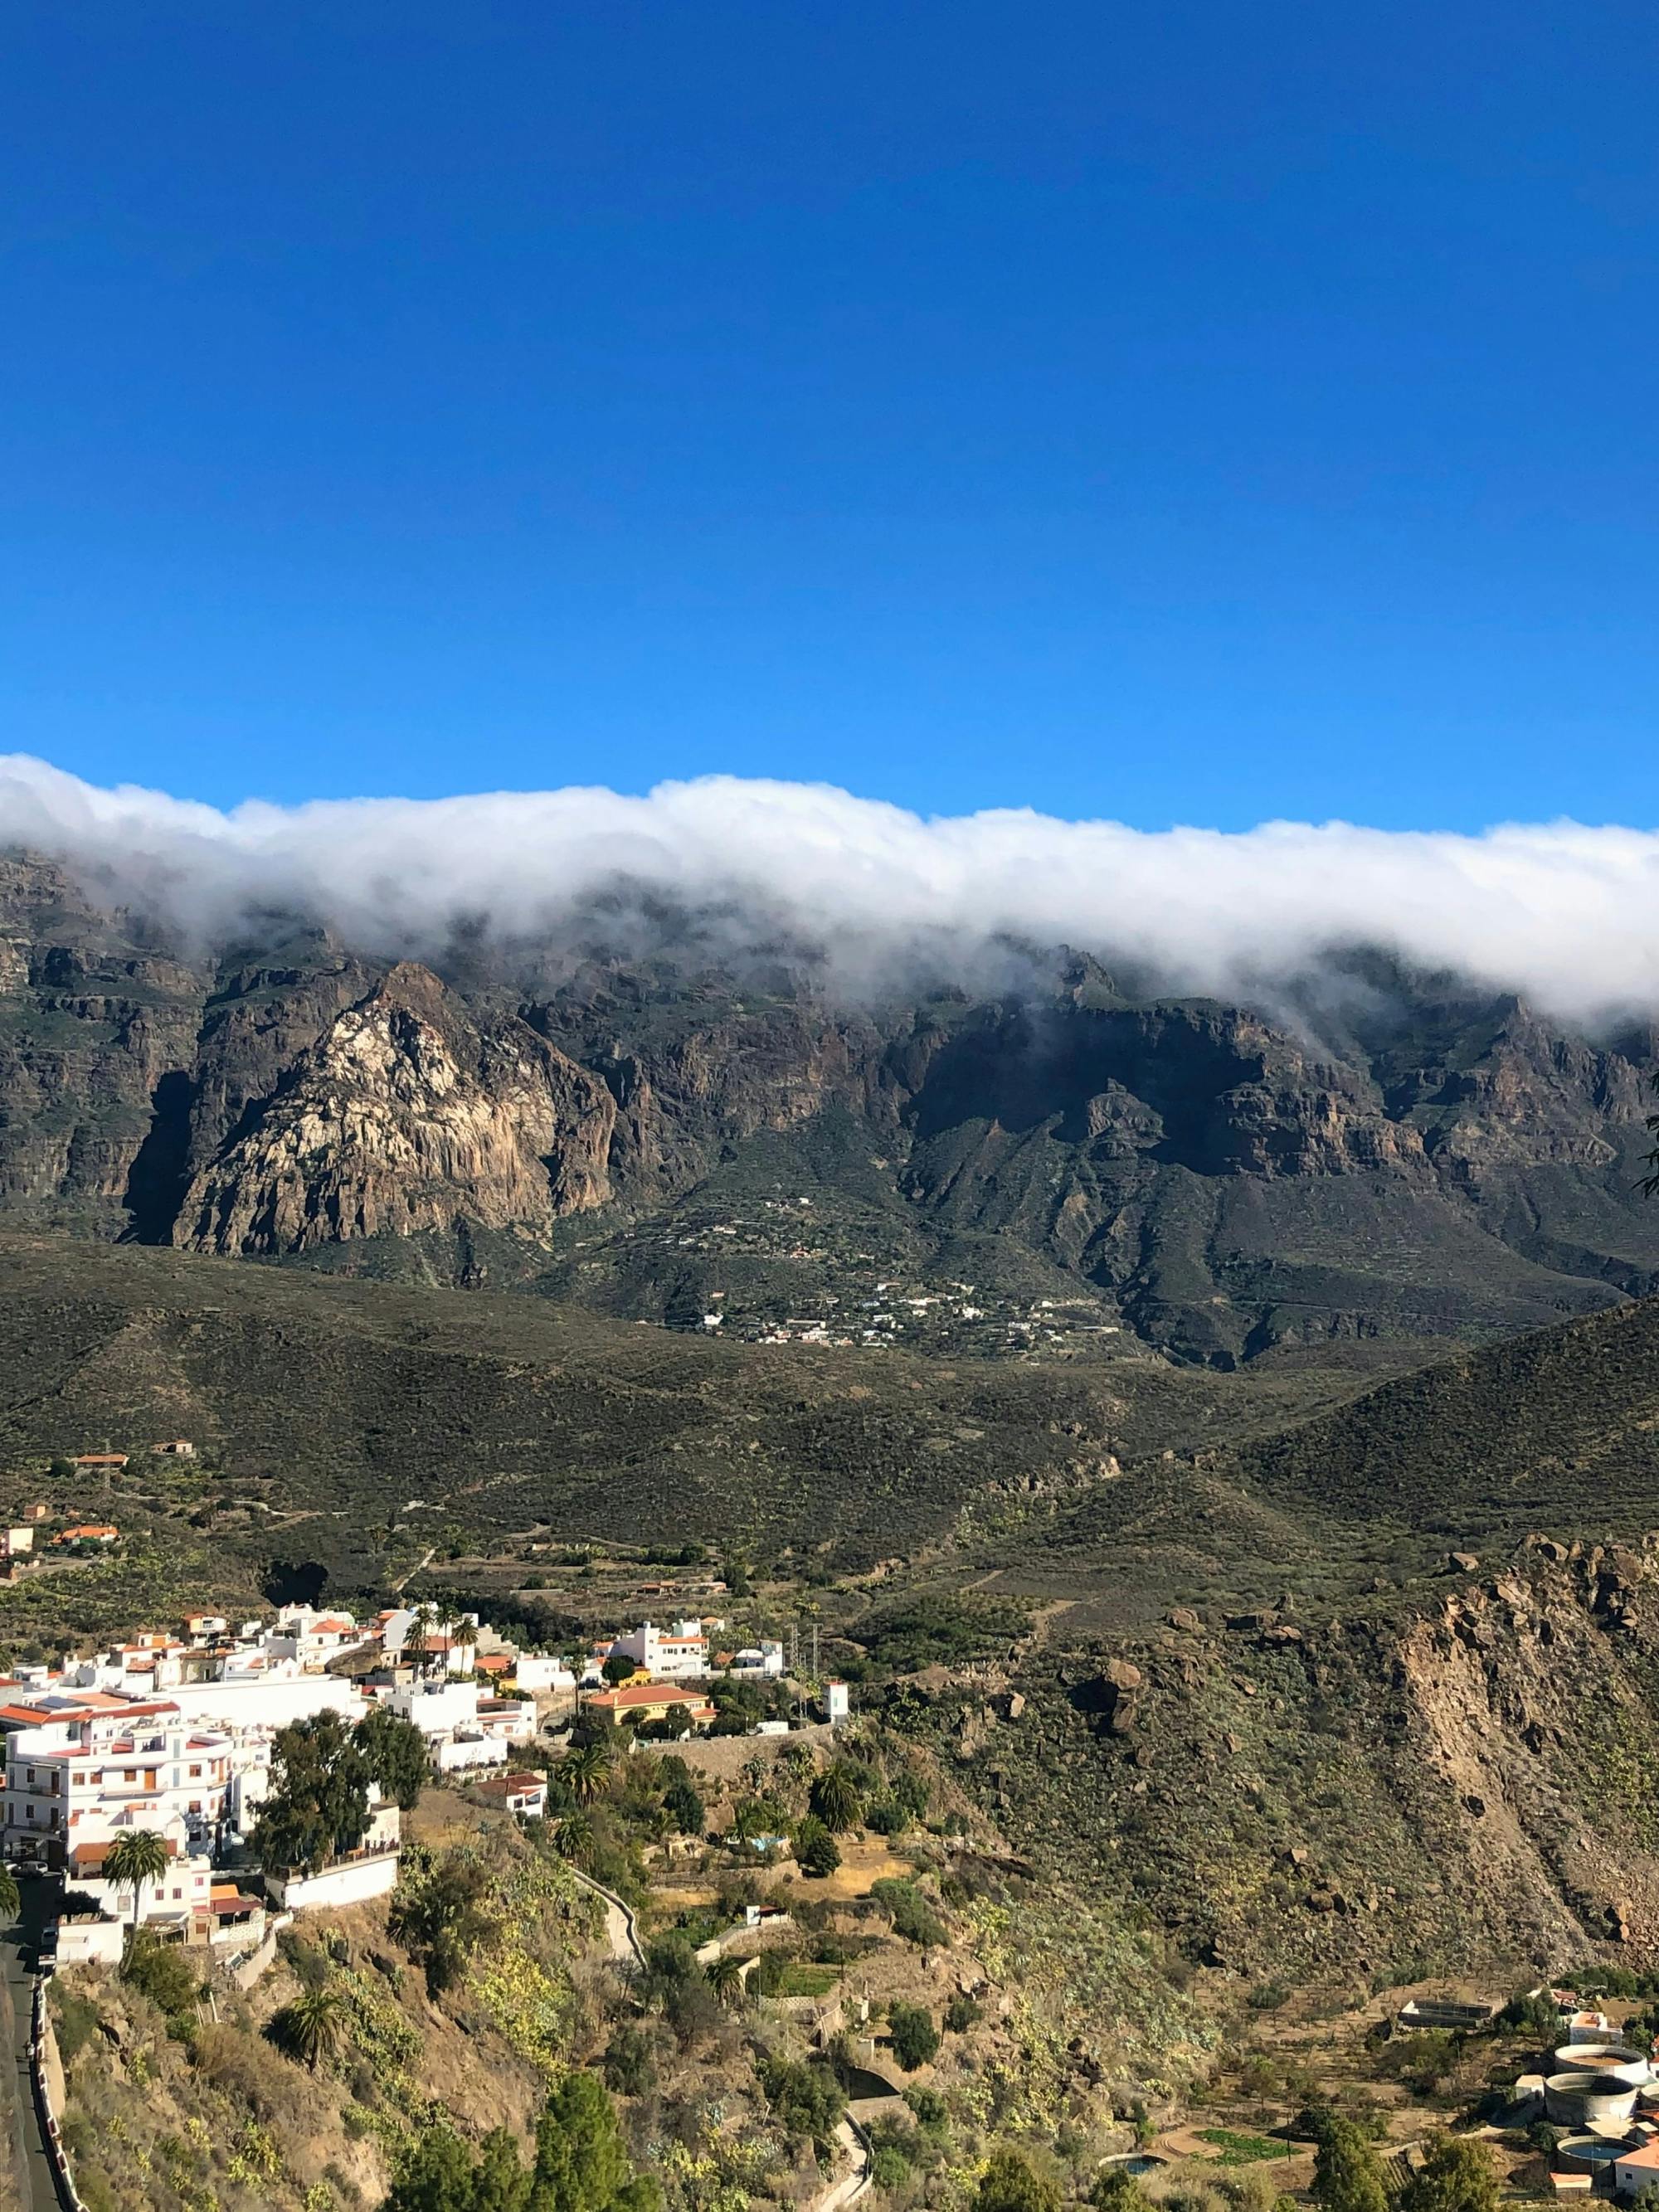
0 1879 62 2212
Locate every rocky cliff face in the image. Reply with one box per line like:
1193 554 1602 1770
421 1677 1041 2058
3 849 1659 1357
174 963 616 1254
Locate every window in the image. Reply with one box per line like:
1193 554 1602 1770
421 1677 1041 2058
188 1765 201 1778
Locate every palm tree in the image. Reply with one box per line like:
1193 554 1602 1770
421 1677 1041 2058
402 1602 438 1675
730 1798 771 1846
0 1867 19 1928
552 1811 594 1864
273 1982 348 2071
808 1763 863 1835
435 1602 469 1676
105 1829 169 1933
562 1741 612 1805
705 1954 745 2008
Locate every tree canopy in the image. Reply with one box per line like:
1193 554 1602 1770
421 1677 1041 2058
358 1704 431 1811
888 2001 941 2073
975 2148 1062 2212
1311 2117 1390 2212
760 2055 847 2156
807 1763 863 1834
255 1710 372 1874
1399 2135 1501 2212
382 2076 659 2212
793 1813 842 1879
269 1983 349 2072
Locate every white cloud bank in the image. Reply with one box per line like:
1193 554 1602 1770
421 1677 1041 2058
0 752 1653 1021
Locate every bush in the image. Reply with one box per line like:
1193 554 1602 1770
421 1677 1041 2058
795 1815 842 1879
52 1986 103 2064
870 1879 946 1948
120 1930 201 2020
389 1848 497 1996
873 2145 912 2190
1372 2031 1461 2097
1293 2105 1389 2147
904 2085 949 2133
761 2056 847 2154
854 1596 1030 1676
888 2002 941 2073
603 2026 657 2097
975 2148 1061 2212
945 1995 981 2034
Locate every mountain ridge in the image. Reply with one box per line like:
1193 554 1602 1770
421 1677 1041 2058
7 847 1659 1363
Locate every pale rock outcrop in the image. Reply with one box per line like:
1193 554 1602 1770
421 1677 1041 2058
175 963 615 1254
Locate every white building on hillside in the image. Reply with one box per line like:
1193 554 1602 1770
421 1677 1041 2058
262 1607 368 1670
387 1678 483 1739
0 1692 235 1872
605 1619 711 1680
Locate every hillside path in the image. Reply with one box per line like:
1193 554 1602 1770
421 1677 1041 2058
566 1864 869 2210
566 1867 645 1971
819 2118 873 2212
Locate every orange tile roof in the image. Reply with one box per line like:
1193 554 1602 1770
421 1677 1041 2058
587 1681 715 1712
71 1835 182 1869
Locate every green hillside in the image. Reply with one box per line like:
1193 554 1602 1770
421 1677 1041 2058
0 1235 1382 1582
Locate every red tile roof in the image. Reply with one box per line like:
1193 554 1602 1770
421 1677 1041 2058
70 1835 182 1869
587 1681 715 1713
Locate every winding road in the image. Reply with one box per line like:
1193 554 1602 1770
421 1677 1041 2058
565 1865 646 1972
0 1882 64 2212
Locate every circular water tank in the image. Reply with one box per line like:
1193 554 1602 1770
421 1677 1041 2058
1554 2137 1634 2176
1552 2044 1651 2088
1545 2073 1641 2128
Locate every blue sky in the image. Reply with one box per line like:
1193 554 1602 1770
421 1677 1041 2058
2 2 1657 830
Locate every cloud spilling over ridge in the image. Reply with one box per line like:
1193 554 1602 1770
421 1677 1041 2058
0 753 1654 1019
